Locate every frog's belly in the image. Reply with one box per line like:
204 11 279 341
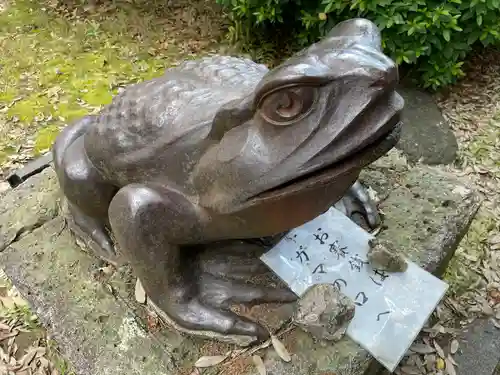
232 170 359 238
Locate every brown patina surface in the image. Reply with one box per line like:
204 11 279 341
51 18 403 341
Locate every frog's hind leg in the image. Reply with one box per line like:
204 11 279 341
108 184 270 341
54 133 118 264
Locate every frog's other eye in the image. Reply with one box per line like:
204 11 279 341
258 86 318 125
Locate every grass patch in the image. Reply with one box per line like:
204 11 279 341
444 209 497 296
0 0 225 165
465 116 500 174
444 111 500 297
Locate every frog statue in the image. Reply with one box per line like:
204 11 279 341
52 18 404 343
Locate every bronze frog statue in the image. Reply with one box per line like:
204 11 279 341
53 18 404 342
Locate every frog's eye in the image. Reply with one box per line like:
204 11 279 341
258 86 317 125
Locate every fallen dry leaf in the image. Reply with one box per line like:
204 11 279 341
0 330 18 342
447 354 458 366
450 339 459 354
0 295 28 309
134 279 146 304
400 365 421 374
445 357 457 375
433 341 445 359
271 335 291 362
252 355 267 375
39 357 49 368
410 343 435 354
20 347 38 367
194 355 227 368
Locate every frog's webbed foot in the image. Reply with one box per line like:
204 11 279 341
198 242 297 307
338 180 381 230
171 243 297 339
152 291 272 340
150 263 294 341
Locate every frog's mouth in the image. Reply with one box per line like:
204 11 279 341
252 119 402 201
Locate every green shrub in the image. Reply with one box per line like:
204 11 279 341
216 0 500 90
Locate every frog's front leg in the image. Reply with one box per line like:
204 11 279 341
108 184 293 339
338 180 381 229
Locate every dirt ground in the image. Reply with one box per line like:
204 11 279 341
0 0 499 374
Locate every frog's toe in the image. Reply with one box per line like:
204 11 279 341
198 244 270 281
89 229 116 258
364 205 381 228
200 274 297 307
163 297 268 339
230 318 268 339
67 202 117 264
340 180 381 230
69 220 117 264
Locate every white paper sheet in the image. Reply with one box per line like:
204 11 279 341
260 206 448 372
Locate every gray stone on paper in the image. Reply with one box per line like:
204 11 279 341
367 237 408 272
0 151 481 375
293 283 355 342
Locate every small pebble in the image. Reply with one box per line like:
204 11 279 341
293 284 355 342
367 238 408 272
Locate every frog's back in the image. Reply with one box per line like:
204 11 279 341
84 56 268 183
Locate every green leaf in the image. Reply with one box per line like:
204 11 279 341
467 30 481 44
211 0 496 90
443 29 451 41
443 46 453 59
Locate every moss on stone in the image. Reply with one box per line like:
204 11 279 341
0 0 219 160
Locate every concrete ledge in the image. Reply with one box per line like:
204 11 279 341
0 151 481 375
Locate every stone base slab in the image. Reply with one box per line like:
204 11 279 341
0 151 481 375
